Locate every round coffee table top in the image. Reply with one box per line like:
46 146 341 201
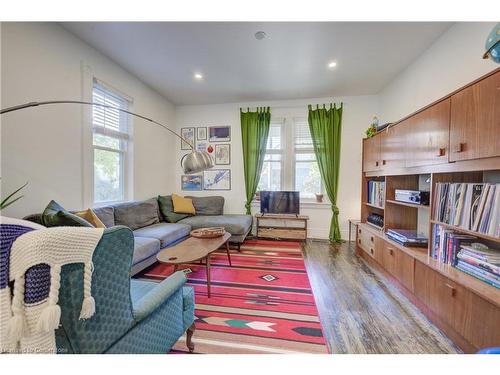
157 232 231 264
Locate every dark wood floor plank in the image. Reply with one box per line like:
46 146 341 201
302 240 461 354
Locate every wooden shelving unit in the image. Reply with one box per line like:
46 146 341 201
385 199 429 209
357 68 500 353
255 213 309 240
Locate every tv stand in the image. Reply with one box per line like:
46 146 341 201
255 213 309 241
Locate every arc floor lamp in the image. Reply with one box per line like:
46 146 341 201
0 100 214 174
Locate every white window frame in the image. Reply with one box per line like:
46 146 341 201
256 114 325 203
292 117 324 201
82 64 134 207
258 119 285 192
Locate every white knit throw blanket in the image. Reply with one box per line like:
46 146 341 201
4 226 103 353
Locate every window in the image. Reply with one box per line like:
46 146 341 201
92 80 131 203
257 116 323 201
257 121 284 191
293 119 322 199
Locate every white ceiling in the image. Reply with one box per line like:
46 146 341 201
62 22 452 105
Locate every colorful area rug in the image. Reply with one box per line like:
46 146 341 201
138 239 328 354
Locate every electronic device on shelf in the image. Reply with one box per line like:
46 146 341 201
260 191 300 215
386 229 428 247
367 213 384 229
394 189 430 205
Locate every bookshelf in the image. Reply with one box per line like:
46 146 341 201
357 68 500 353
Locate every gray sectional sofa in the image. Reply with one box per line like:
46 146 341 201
25 195 252 275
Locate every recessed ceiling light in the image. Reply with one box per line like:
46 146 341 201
194 73 203 80
328 61 337 69
255 31 267 40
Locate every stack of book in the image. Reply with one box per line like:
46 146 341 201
386 229 428 247
367 180 385 208
433 182 500 237
456 245 500 288
430 224 476 264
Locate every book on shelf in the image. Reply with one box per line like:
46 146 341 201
367 180 385 208
433 182 500 237
431 223 500 289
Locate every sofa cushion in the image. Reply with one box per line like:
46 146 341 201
158 195 190 223
133 237 161 265
178 214 252 235
42 200 93 227
114 198 160 230
186 196 224 216
93 206 115 228
171 194 196 215
133 223 191 248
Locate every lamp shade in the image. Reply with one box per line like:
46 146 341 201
181 150 214 174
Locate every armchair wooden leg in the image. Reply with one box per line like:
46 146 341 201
186 322 196 353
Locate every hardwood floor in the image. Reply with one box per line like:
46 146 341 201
302 240 461 354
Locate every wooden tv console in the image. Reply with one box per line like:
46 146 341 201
358 68 500 353
255 213 309 240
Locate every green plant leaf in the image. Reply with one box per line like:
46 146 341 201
0 182 28 210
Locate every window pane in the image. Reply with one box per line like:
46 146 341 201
93 133 120 150
296 153 316 161
258 160 282 191
267 123 282 150
295 161 321 198
94 149 123 202
294 119 313 150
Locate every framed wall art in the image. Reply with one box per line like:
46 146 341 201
208 126 231 142
215 144 230 165
203 169 231 190
180 127 195 150
181 175 203 191
197 127 207 141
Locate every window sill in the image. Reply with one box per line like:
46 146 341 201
251 200 331 209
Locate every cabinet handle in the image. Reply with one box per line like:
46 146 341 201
437 148 446 157
370 236 374 242
388 248 394 256
375 161 379 167
445 283 456 297
370 248 374 255
454 143 465 153
358 229 362 234
358 239 361 244
382 160 387 165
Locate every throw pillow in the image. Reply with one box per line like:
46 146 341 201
171 194 196 215
42 200 93 227
157 195 190 223
74 209 106 228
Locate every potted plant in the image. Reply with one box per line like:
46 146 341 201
1 182 28 210
315 193 324 203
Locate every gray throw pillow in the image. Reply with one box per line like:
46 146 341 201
186 196 224 215
158 195 191 223
113 198 160 230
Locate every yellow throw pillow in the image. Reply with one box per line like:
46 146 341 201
75 209 106 228
171 194 196 215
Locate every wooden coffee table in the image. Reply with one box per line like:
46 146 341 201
157 232 231 298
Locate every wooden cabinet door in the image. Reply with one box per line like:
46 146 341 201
450 70 500 161
380 241 395 274
414 260 431 305
363 136 381 172
393 248 415 292
380 122 407 171
464 293 500 349
406 99 450 167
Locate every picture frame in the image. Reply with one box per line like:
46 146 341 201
203 169 231 190
197 127 207 141
181 127 195 150
208 126 231 142
196 141 208 152
215 144 231 165
181 175 203 191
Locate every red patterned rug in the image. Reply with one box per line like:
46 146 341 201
137 239 328 354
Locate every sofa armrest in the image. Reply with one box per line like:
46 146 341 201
132 271 187 322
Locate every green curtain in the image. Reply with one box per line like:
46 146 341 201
308 103 343 242
240 107 271 214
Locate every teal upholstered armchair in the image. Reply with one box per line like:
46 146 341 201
54 225 195 354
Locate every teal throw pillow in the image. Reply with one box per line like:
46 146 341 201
42 200 93 227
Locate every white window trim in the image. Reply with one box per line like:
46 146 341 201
81 63 134 208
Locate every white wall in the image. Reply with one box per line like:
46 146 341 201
1 22 177 218
175 96 378 239
379 22 498 123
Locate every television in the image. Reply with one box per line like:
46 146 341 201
260 191 300 215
